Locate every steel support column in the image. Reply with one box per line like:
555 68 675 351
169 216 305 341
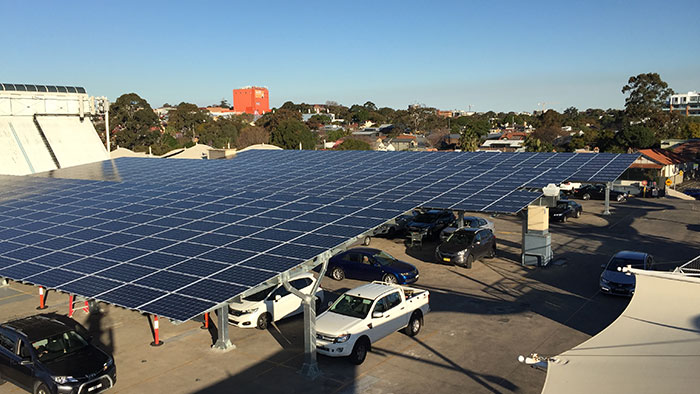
212 306 234 351
457 211 465 229
603 182 611 215
283 256 328 380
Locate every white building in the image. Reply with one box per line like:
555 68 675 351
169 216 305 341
0 83 109 175
666 91 700 116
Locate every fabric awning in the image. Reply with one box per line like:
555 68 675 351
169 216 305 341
541 270 700 394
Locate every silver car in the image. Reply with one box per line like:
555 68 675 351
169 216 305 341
599 251 655 296
439 216 495 243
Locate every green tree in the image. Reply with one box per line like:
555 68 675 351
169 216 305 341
616 124 657 149
195 117 242 148
335 138 371 150
459 130 479 151
109 93 161 152
237 126 270 148
257 109 302 131
325 128 349 142
168 102 210 139
270 119 316 149
454 116 490 137
524 137 554 152
622 73 674 121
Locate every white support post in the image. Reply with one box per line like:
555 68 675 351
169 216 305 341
282 256 328 380
104 98 110 153
603 182 611 215
212 306 235 351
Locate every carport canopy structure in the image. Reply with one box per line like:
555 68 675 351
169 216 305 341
0 151 638 376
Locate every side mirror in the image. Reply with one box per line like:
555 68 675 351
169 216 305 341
275 295 281 301
372 311 384 319
20 359 32 366
600 264 606 269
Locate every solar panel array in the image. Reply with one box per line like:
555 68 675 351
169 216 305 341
0 150 638 322
0 175 414 322
35 151 637 214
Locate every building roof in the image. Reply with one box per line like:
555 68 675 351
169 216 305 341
671 139 700 160
541 270 700 394
637 148 689 165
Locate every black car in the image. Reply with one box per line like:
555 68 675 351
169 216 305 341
549 200 582 222
573 184 628 201
435 228 496 268
327 248 419 284
0 314 116 394
405 209 455 239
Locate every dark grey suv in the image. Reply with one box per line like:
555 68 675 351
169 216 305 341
435 228 496 268
0 314 116 394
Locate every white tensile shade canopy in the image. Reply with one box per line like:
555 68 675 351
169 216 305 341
542 269 700 394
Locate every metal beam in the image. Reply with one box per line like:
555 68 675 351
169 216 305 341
603 182 611 215
282 254 329 380
457 210 465 229
212 306 235 351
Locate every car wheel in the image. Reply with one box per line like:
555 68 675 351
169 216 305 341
616 194 624 202
363 236 371 246
575 210 581 218
465 254 474 269
382 274 398 284
35 384 50 394
562 215 567 223
330 266 345 281
256 313 271 330
404 312 423 337
348 337 370 365
582 193 591 200
487 246 496 259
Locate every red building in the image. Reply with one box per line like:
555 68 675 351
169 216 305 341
233 86 270 115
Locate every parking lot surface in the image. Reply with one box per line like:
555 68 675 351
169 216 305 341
0 198 698 394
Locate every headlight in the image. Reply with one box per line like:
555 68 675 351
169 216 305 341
457 250 466 256
600 277 610 284
54 376 78 384
104 358 114 371
242 307 259 314
334 334 351 343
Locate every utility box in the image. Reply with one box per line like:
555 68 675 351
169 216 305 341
522 232 552 266
521 206 553 266
527 206 549 233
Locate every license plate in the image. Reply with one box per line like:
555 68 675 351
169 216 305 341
88 383 103 392
442 258 450 262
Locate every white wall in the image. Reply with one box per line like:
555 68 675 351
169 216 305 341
36 116 108 168
0 116 58 175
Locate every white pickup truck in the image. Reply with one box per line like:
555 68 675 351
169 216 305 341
315 281 430 364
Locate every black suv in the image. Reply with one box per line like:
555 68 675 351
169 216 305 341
573 184 628 202
435 228 496 268
0 314 116 394
406 209 455 239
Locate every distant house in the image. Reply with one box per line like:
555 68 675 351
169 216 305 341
479 139 524 152
624 148 694 186
389 134 417 151
205 107 236 118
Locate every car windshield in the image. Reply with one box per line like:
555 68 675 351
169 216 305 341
465 219 479 227
32 330 88 362
446 230 475 245
413 213 438 223
243 286 274 302
556 202 569 209
372 251 396 266
328 294 373 319
606 257 644 271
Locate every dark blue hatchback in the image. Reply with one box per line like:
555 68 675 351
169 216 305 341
327 248 419 284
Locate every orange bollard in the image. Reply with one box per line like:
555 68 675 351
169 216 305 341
36 287 47 310
150 315 163 346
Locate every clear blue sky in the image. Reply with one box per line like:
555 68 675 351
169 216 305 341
2 0 699 113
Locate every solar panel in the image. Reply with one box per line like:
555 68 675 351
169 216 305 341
0 175 417 322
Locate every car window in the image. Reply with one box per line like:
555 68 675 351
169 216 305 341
31 331 88 362
18 340 32 358
0 333 15 352
385 292 402 310
466 219 478 227
361 255 372 265
373 251 396 266
343 253 362 263
446 230 475 245
268 285 290 300
290 278 312 290
329 294 373 319
373 296 389 314
475 232 482 242
478 219 487 226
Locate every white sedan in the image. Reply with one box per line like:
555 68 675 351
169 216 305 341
228 273 324 329
439 216 495 243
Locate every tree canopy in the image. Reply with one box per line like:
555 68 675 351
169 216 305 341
109 93 161 152
270 119 317 150
167 102 209 139
335 138 371 150
622 73 674 121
